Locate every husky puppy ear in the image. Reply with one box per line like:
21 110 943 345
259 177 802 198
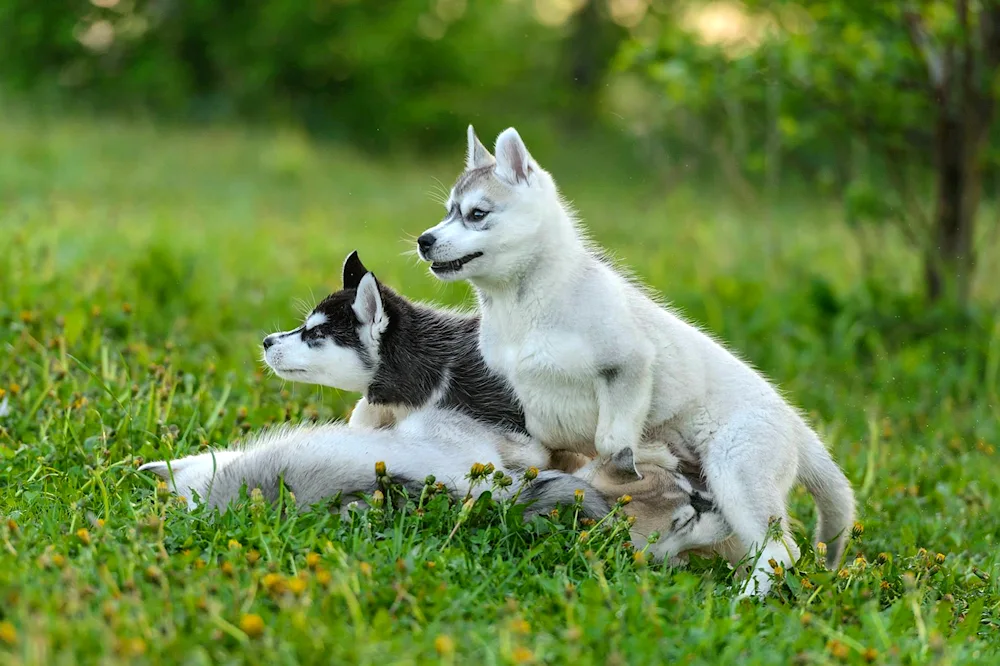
609 447 642 482
342 250 369 290
467 125 495 170
494 127 534 185
352 272 388 343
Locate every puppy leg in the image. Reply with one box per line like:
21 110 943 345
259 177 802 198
702 410 800 598
594 357 653 461
348 397 397 429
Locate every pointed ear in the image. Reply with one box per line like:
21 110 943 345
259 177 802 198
342 250 368 290
610 447 642 481
494 127 534 185
352 273 388 338
138 460 172 480
466 125 494 170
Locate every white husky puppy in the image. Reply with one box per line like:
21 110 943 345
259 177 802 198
415 126 856 595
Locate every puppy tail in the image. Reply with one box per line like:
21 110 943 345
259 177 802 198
512 471 610 519
798 433 856 569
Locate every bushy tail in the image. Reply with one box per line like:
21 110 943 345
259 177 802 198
798 434 856 569
507 471 610 519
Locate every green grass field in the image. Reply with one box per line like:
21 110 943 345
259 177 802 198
1 113 999 664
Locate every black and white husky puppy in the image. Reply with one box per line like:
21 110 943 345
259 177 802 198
263 250 527 437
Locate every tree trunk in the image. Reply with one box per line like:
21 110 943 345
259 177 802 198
925 112 984 305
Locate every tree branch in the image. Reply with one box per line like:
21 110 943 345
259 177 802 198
904 7 947 90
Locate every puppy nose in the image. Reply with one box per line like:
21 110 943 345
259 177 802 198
417 233 437 253
263 335 277 350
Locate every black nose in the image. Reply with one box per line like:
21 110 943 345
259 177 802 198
263 335 277 350
417 233 436 253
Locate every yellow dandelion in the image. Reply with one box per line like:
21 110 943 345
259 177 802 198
359 562 373 577
221 562 235 576
228 539 242 551
827 639 849 660
862 647 878 662
524 467 538 481
511 646 534 664
305 552 321 569
935 552 946 564
76 528 91 546
262 573 286 595
287 576 307 595
240 614 265 639
0 621 17 646
375 461 387 477
800 612 813 626
633 551 647 567
315 568 332 585
246 550 260 566
510 618 530 635
434 634 455 656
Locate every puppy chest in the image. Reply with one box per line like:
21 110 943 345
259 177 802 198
480 326 600 446
519 379 599 448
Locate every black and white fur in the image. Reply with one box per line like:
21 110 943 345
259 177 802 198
263 251 526 436
415 125 856 596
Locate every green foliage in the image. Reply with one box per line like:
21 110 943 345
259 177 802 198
0 0 627 147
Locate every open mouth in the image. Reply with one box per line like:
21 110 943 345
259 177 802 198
431 252 483 274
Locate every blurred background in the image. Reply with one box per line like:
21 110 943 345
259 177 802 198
3 1 999 303
1 1 998 428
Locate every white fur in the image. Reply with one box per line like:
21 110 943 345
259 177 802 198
265 335 373 392
418 126 857 597
352 273 388 349
304 312 327 330
139 450 244 510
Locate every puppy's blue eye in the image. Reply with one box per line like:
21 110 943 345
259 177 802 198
468 208 488 222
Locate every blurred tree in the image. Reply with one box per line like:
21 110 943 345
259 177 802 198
620 0 1000 306
0 0 622 147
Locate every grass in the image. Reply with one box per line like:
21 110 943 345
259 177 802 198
1 111 999 664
